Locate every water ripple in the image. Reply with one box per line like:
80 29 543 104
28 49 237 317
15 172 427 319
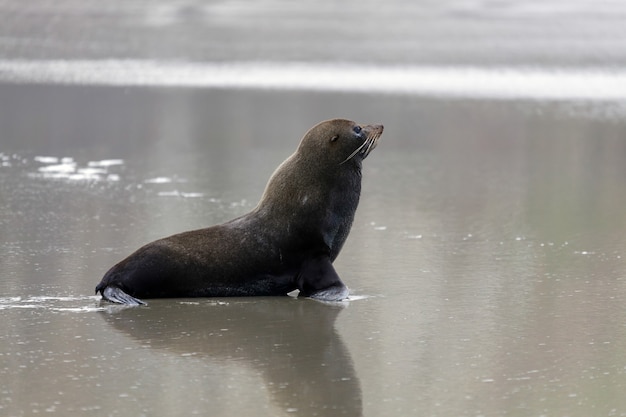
0 295 105 312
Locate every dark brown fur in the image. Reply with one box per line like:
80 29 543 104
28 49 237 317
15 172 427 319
95 119 383 305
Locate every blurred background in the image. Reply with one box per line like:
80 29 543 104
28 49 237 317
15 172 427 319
2 1 626 417
1 0 626 66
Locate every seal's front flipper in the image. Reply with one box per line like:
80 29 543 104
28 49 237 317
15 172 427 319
98 286 147 306
297 256 349 301
307 285 350 302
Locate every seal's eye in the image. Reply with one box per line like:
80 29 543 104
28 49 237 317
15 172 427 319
353 126 362 135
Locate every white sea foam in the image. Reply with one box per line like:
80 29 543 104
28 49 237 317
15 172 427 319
157 190 204 198
145 177 174 184
77 167 107 176
88 159 124 167
38 162 76 174
30 156 124 182
1 59 626 101
34 156 60 164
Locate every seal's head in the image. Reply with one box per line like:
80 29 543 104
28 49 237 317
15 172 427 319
257 118 383 219
297 119 384 168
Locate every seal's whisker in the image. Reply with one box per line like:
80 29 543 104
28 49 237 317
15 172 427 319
339 140 368 165
364 137 375 155
360 139 371 156
362 135 378 158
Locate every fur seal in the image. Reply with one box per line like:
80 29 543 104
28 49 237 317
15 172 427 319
95 119 383 305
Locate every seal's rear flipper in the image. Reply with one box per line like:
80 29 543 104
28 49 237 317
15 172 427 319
99 286 146 306
297 256 350 302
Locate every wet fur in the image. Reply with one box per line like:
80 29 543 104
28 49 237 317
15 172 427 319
96 119 383 305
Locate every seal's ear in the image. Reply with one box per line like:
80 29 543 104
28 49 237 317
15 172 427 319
330 135 339 143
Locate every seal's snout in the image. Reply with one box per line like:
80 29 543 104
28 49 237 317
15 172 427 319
364 124 384 142
339 122 384 165
361 124 383 159
368 124 384 134
367 125 385 143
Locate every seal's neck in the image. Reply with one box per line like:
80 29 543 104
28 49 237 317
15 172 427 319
254 152 361 219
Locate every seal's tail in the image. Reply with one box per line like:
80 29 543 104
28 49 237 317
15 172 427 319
96 285 146 306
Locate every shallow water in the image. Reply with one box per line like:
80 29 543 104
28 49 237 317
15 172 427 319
2 1 626 416
2 84 626 417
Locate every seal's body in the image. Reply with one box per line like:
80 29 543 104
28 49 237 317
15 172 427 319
95 119 383 305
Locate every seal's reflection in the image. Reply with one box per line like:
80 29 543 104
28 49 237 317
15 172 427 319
99 297 361 416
